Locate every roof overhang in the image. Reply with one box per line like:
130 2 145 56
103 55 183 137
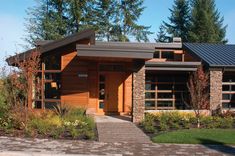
76 44 154 59
6 29 95 66
145 61 201 71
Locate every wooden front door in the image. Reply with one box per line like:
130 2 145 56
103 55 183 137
98 72 124 114
105 72 124 113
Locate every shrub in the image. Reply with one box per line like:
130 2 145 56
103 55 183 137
141 113 156 133
144 112 235 133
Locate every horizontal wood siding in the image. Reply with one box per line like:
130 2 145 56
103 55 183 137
124 72 133 113
88 62 98 110
61 51 89 108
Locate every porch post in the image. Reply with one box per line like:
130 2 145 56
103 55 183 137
132 60 145 123
210 69 223 112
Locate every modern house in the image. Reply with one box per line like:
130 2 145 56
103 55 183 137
7 29 235 123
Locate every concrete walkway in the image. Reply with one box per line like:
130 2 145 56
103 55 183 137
95 115 151 143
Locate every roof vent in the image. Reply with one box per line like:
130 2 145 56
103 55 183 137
173 37 182 43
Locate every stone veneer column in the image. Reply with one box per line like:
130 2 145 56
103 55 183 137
210 70 223 111
132 60 145 123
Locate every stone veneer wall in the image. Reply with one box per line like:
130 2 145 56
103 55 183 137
132 61 145 123
210 70 223 111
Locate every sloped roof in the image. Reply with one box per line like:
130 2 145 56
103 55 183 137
183 43 235 68
6 29 95 65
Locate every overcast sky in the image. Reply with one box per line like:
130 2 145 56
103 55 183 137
0 0 235 66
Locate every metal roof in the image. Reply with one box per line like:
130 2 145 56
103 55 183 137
183 43 235 68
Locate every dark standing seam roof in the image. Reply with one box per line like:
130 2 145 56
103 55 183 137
183 43 235 68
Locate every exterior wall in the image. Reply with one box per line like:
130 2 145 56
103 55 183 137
61 51 89 108
210 70 223 111
132 61 145 123
124 72 133 113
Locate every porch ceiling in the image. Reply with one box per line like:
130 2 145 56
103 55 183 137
145 61 201 71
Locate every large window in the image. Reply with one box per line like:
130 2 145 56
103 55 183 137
33 56 61 109
222 73 235 109
145 73 190 110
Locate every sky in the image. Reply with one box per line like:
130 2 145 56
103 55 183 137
0 0 235 66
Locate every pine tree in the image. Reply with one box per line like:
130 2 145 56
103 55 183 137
94 0 117 41
25 0 68 45
66 0 96 34
163 0 191 42
189 0 227 43
155 24 170 43
111 0 152 42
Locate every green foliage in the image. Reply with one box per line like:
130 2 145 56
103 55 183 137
155 24 170 43
141 113 156 133
53 104 70 118
152 129 235 144
189 0 227 43
25 0 151 45
158 0 227 43
143 112 234 133
163 0 191 42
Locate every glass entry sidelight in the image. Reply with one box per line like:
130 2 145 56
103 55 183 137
99 75 105 110
98 72 124 114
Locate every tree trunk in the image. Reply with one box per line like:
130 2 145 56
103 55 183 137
197 117 200 128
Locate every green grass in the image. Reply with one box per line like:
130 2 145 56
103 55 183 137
152 129 235 144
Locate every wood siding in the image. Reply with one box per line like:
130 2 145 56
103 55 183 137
61 51 89 108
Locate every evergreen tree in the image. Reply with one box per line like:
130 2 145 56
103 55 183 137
155 24 170 42
189 0 227 43
25 0 68 45
94 0 117 41
66 0 96 34
163 0 191 42
25 0 152 45
111 0 152 42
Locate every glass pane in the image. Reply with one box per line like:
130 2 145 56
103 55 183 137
146 75 155 83
33 101 42 109
99 75 105 100
145 101 155 109
223 85 229 91
99 102 104 109
158 84 173 90
174 84 187 90
45 83 60 99
162 51 174 59
222 103 230 109
158 93 172 99
157 101 173 107
45 73 61 81
153 51 160 58
222 94 230 100
145 83 155 90
145 92 155 99
44 55 61 70
158 76 173 82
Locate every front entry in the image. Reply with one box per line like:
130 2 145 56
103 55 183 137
98 72 124 114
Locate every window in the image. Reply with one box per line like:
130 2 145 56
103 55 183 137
33 62 61 109
145 73 189 110
99 75 105 109
222 73 235 109
162 51 174 59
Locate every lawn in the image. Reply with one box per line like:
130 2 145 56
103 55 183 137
152 129 235 144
